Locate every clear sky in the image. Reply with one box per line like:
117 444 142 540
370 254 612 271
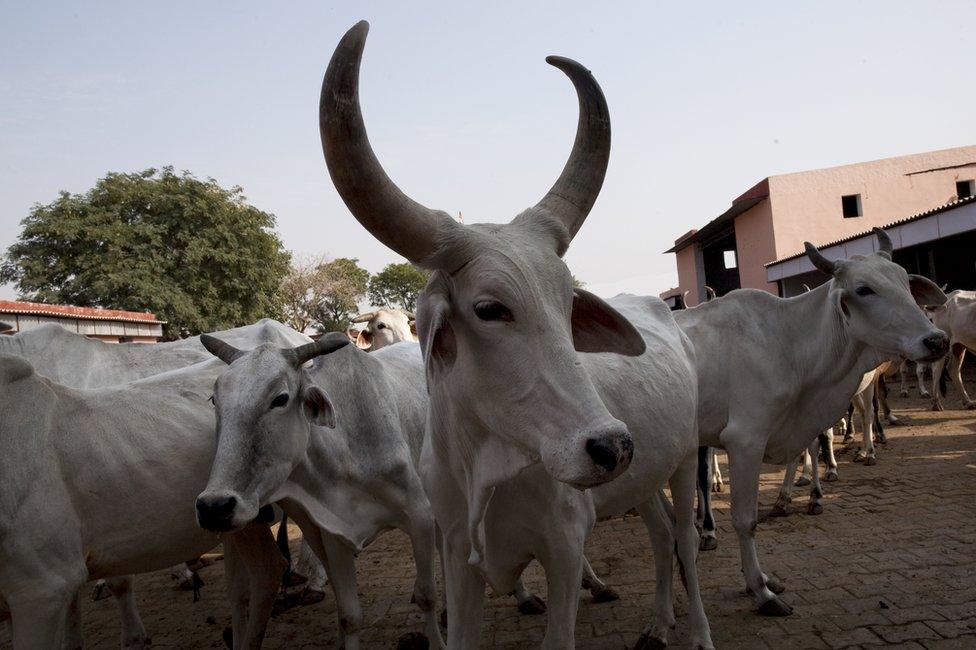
2 1 974 301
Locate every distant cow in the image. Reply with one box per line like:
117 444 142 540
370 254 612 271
351 309 417 350
927 290 976 410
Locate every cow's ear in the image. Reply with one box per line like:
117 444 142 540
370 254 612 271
909 274 948 308
417 273 456 385
571 288 645 356
302 385 337 428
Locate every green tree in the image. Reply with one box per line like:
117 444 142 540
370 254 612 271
367 262 430 311
310 257 370 332
572 275 585 289
0 167 290 338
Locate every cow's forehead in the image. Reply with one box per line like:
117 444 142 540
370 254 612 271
452 224 572 296
217 345 292 394
839 254 908 286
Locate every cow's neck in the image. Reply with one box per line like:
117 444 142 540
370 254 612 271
788 284 888 392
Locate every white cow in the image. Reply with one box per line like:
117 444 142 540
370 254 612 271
351 309 417 350
0 355 295 649
320 22 713 649
927 290 976 410
678 230 947 615
196 336 443 649
0 319 312 647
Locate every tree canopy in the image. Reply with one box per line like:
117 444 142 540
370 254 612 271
367 262 430 312
310 257 370 332
0 167 290 338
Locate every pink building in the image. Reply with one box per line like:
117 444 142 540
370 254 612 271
664 145 976 306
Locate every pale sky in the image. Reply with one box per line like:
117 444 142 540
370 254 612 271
2 1 974 301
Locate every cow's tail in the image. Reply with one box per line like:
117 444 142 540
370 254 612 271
939 361 949 398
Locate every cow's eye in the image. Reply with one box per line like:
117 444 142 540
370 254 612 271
855 286 875 297
473 300 513 322
377 323 386 329
270 393 289 409
209 395 215 406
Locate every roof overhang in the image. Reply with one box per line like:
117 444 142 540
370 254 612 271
665 178 770 254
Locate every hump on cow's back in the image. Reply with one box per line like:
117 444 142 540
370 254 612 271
0 354 35 385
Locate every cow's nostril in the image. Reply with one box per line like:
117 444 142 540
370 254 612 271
923 333 949 354
585 437 619 473
196 495 237 528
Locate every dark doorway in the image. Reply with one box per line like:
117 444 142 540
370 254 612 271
701 229 741 297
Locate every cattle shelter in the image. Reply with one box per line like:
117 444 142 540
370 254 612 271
0 300 165 343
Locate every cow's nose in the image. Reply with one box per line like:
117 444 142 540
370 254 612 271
923 332 949 356
195 495 237 531
585 432 633 473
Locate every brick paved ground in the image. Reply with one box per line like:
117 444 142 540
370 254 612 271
3 394 975 648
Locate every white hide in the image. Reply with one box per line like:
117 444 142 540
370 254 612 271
352 309 417 350
928 290 976 410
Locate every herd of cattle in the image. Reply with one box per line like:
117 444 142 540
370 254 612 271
2 19 975 650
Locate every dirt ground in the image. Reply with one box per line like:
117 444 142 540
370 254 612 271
3 392 975 649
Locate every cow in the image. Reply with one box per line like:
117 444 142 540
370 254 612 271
677 229 947 615
0 354 308 649
196 335 444 649
927 290 976 410
0 319 312 647
319 22 713 649
351 309 417 350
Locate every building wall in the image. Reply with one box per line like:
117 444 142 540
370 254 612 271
0 314 163 342
733 200 778 294
767 145 976 260
675 246 700 306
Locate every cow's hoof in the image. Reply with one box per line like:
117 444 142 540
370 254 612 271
887 415 900 426
966 402 976 410
91 581 111 602
769 503 789 517
699 535 717 551
932 402 944 412
284 571 308 587
299 588 326 606
794 475 811 487
919 391 930 398
396 632 430 650
121 633 151 650
591 584 621 603
711 483 723 493
517 593 547 615
758 596 793 616
633 628 668 650
899 389 909 397
807 502 824 516
864 456 877 466
222 626 233 648
765 576 786 594
824 470 839 482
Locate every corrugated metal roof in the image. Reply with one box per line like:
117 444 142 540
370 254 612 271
765 194 976 268
0 300 166 324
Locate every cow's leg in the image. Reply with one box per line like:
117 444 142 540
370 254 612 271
771 459 797 517
696 446 717 551
536 534 584 650
441 530 486 650
294 539 328 603
807 437 825 515
949 345 973 408
710 448 724 492
633 496 676 647
580 554 619 603
878 374 898 426
510 577 546 614
899 360 910 397
671 457 716 649
105 576 150 649
931 355 948 410
223 538 251 649
315 531 363 650
853 385 877 464
726 440 792 615
844 403 855 442
63 590 83 650
795 448 813 486
821 428 839 482
916 362 930 397
404 509 446 649
9 584 81 649
226 524 287 649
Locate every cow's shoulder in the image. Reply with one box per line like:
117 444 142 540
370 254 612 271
0 354 35 385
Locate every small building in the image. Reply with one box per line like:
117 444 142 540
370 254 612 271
0 300 165 343
667 145 976 305
766 195 976 297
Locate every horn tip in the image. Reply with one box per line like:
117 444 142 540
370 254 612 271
545 55 589 76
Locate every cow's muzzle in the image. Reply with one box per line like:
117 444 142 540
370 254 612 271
195 494 238 532
919 332 950 362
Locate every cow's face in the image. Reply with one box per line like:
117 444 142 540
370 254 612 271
195 336 346 532
320 23 640 490
418 223 641 488
355 309 414 350
806 231 948 363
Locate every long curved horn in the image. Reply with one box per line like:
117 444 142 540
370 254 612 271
530 55 611 244
200 334 245 365
290 332 351 367
350 312 377 324
873 227 893 259
320 21 458 266
704 286 716 301
804 241 837 275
